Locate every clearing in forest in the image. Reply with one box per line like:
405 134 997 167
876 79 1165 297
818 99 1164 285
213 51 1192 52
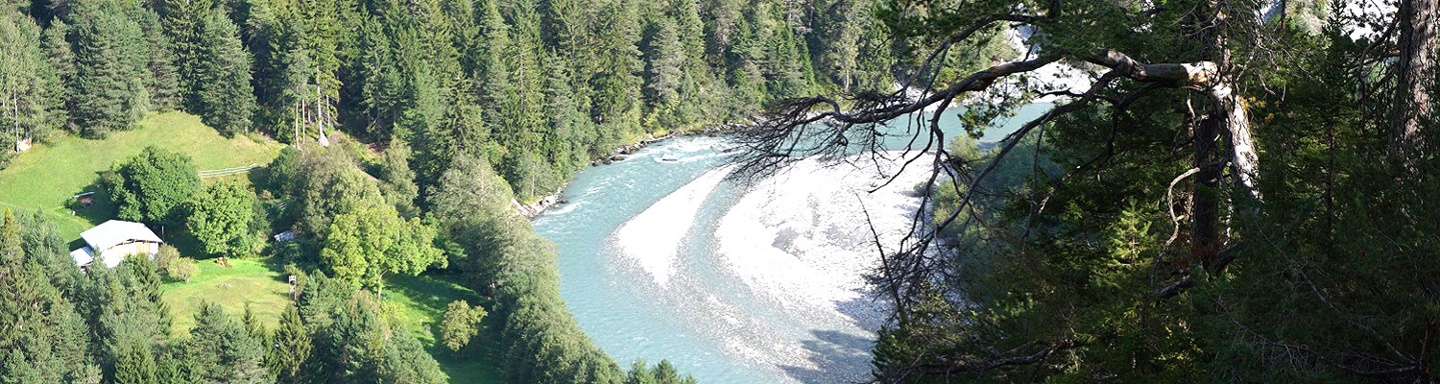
0 111 283 238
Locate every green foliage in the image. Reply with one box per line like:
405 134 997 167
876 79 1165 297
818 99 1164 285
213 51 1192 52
505 149 563 202
154 243 178 270
186 182 258 257
165 256 198 283
281 148 385 237
318 205 444 292
860 4 1440 383
299 273 447 383
426 153 517 285
0 11 64 145
137 8 181 112
112 343 159 384
625 359 697 384
180 303 270 383
191 5 256 136
428 153 626 383
0 0 922 379
439 299 487 352
0 210 95 383
265 306 311 383
269 145 442 292
375 141 420 217
108 146 201 227
67 0 154 138
82 257 174 382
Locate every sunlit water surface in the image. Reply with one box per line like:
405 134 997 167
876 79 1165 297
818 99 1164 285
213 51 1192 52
534 104 1050 383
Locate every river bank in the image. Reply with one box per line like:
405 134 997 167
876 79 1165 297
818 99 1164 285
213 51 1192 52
516 122 755 218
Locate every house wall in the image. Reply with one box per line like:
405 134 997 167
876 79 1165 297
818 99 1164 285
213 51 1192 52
99 241 160 266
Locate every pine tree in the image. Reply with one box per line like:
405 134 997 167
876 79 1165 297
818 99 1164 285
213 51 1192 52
183 303 271 383
266 306 311 384
541 51 592 171
193 5 256 136
473 0 515 139
589 0 643 127
111 343 158 384
40 20 73 133
136 8 180 112
643 17 684 108
355 17 399 141
67 0 151 138
0 11 60 144
0 211 96 383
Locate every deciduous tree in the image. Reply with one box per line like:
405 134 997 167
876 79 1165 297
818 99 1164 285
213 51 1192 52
439 300 485 352
186 182 257 257
109 146 201 228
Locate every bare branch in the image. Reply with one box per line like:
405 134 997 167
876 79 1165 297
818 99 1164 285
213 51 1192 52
915 339 1084 374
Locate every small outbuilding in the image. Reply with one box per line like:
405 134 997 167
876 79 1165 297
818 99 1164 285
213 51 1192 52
73 192 96 207
71 220 164 269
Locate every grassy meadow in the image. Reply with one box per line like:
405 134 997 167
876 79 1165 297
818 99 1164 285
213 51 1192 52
0 111 501 383
0 111 283 238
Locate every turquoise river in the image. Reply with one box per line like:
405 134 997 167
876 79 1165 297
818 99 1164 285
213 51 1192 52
533 104 1051 383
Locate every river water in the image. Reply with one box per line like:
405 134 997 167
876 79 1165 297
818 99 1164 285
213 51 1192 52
533 104 1051 383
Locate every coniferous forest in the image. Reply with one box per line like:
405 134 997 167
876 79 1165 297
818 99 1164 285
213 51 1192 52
0 0 913 382
5 0 1440 382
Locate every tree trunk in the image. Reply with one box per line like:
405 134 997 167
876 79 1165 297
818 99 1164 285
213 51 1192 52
1393 0 1437 155
1194 114 1225 271
1174 1 1263 273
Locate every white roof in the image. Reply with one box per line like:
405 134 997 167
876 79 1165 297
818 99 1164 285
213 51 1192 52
70 246 94 267
80 220 163 251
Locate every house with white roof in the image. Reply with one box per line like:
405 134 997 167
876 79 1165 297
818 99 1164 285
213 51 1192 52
70 220 164 269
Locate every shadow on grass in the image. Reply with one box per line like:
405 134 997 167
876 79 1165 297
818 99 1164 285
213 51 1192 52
426 316 505 383
163 228 208 259
386 275 487 322
69 173 115 227
387 274 503 383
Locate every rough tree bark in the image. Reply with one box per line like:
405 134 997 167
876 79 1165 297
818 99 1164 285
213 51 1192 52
1392 0 1436 155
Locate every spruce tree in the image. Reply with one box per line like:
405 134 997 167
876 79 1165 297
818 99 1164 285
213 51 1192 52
265 306 311 384
40 20 73 133
589 0 642 126
136 8 180 112
183 303 270 383
193 6 255 136
67 0 151 138
642 17 684 108
0 12 59 144
473 0 514 138
111 344 158 384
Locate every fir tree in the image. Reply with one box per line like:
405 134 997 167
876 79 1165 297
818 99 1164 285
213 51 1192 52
265 306 311 384
183 303 270 383
135 8 180 112
67 0 151 138
193 5 255 136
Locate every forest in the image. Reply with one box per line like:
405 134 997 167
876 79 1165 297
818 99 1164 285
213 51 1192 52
736 0 1440 382
0 0 911 381
6 0 1440 382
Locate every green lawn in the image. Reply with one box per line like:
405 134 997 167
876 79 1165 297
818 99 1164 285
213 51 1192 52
162 264 503 383
0 111 499 382
0 111 283 238
161 257 292 335
385 274 504 384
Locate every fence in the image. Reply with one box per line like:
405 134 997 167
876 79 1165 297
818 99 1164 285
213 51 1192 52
199 163 263 178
